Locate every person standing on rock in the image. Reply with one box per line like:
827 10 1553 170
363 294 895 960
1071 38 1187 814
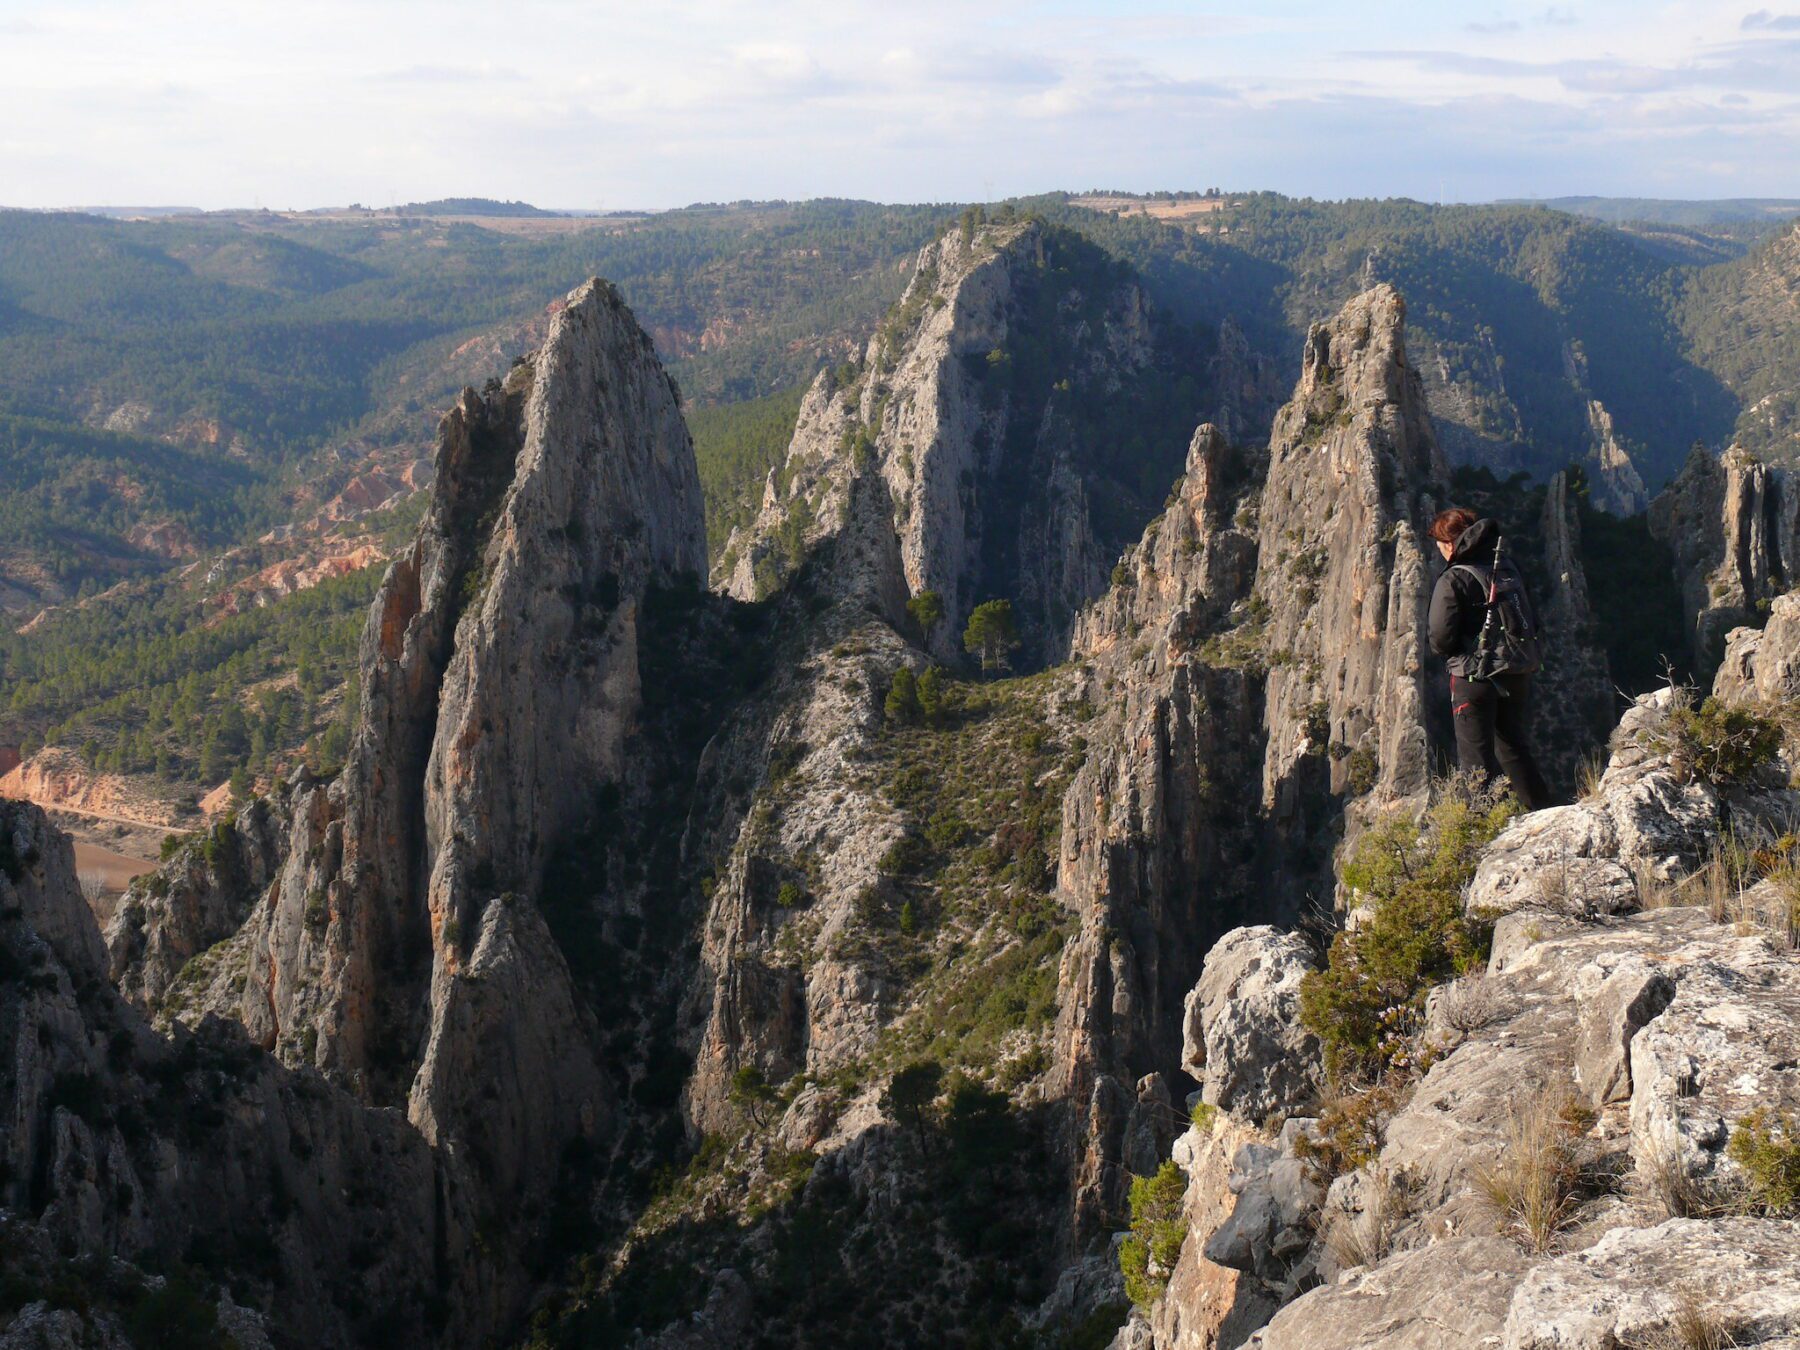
1427 507 1554 811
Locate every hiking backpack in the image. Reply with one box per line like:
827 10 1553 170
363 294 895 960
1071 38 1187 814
1451 556 1544 677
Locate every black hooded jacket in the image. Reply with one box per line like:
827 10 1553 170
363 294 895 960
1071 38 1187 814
1429 517 1511 676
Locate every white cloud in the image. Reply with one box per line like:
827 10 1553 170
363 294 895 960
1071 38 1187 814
0 0 1795 207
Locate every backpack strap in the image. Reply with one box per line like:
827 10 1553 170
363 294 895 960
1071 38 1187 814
1449 562 1494 597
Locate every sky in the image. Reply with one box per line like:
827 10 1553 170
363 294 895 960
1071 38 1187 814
1 0 1797 210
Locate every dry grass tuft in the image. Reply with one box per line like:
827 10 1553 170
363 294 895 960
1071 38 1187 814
1623 1287 1744 1350
1637 1140 1739 1221
1434 973 1501 1036
1474 1086 1586 1253
1577 750 1608 803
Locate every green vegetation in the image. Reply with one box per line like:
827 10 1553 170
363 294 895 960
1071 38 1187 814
1119 1161 1188 1309
1029 193 1750 486
883 1060 945 1145
0 1216 234 1350
1727 1108 1800 1215
1 564 376 783
1301 790 1520 1084
885 666 922 724
1646 692 1785 788
0 413 280 595
686 382 805 556
906 589 945 638
963 600 1021 674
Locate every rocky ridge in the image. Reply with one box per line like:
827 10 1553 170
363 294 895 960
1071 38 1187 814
1119 607 1800 1349
1649 443 1796 675
716 218 1187 666
2 252 1719 1349
1 796 454 1347
1052 284 1499 1244
3 277 712 1344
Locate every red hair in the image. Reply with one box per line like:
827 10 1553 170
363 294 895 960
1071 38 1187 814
1428 507 1478 545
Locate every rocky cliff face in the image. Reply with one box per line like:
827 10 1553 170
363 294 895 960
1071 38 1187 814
104 794 286 1012
43 278 710 1340
1119 609 1800 1350
717 219 1194 666
1649 444 1796 676
1 797 456 1348
1527 471 1618 793
1251 285 1446 849
1053 286 1456 1244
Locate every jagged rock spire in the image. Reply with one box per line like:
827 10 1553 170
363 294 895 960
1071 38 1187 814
1052 285 1448 1244
1650 444 1796 676
717 218 1159 665
178 279 707 1322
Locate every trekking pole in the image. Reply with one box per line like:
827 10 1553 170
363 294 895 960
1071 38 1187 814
1473 533 1509 696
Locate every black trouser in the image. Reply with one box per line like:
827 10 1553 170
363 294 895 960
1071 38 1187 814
1450 671 1552 811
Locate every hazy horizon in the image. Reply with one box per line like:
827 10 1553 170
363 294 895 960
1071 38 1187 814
14 191 1800 218
4 1 1799 212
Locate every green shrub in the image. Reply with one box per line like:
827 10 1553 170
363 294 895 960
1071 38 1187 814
776 882 804 908
883 1060 943 1143
963 599 1020 674
1293 1082 1402 1183
1727 1108 1800 1214
1650 693 1784 787
1301 791 1518 1083
906 590 945 636
123 1271 228 1350
885 668 921 724
916 666 947 723
1118 1161 1187 1309
729 1066 779 1127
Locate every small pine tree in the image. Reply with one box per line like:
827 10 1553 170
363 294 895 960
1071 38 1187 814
885 667 922 723
906 589 946 637
729 1065 778 1127
917 666 946 724
228 766 252 803
884 1060 943 1148
1119 1161 1188 1309
962 599 1020 675
899 899 917 935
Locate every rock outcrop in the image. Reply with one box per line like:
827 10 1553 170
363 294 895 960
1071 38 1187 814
1526 471 1618 795
1649 444 1796 675
1716 589 1800 705
104 794 287 1011
2 798 454 1347
1129 608 1800 1350
82 278 709 1337
716 219 1180 665
1056 286 1449 1243
1251 284 1446 862
1180 926 1321 1124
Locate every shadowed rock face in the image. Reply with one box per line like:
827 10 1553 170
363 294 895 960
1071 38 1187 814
717 219 1187 667
1053 286 1451 1243
2 797 452 1349
1649 444 1797 676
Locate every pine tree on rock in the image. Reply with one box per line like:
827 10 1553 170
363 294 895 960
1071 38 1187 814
963 600 1020 675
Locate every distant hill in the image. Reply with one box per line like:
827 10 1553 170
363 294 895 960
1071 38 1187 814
387 197 561 217
1505 196 1800 227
